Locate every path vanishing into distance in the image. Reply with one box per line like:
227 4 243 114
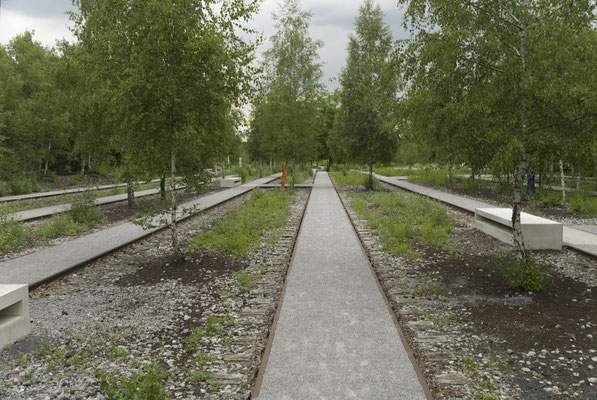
254 172 430 399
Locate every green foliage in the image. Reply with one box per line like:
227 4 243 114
68 191 104 225
36 215 85 238
0 205 27 252
349 192 452 258
185 315 234 352
253 0 324 168
568 191 597 216
96 363 170 400
330 171 366 187
337 1 399 169
188 189 291 257
8 175 39 195
362 174 382 191
496 255 548 292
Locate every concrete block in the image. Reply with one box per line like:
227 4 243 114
474 208 563 250
220 177 241 188
0 284 30 350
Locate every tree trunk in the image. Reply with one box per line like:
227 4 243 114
259 159 263 178
368 162 374 190
170 126 180 255
560 159 566 205
269 158 272 172
127 179 135 208
343 162 347 177
448 164 453 186
512 145 528 259
80 155 85 177
222 162 225 179
576 173 581 191
88 154 92 171
512 12 529 260
43 143 51 177
326 158 330 172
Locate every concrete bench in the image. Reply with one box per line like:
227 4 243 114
0 285 30 350
220 177 242 188
474 208 563 250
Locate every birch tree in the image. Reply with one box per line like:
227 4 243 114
260 0 324 189
72 0 260 253
399 0 597 258
338 0 399 188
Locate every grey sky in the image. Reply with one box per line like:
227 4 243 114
0 0 409 90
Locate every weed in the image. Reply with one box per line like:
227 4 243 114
36 215 85 238
349 192 452 259
412 273 441 298
0 205 27 252
69 191 105 225
96 363 170 400
188 369 211 384
496 255 548 292
237 269 256 292
362 174 382 191
188 189 290 257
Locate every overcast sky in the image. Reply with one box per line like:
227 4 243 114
0 0 409 90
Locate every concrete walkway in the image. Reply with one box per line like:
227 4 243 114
0 179 164 203
255 172 429 400
0 174 281 287
372 173 597 258
12 187 185 222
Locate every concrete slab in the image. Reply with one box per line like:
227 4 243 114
0 174 281 287
220 177 241 188
255 172 428 400
563 227 597 257
0 284 30 350
571 225 597 235
12 187 185 222
474 208 563 250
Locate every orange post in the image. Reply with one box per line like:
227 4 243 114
281 159 286 191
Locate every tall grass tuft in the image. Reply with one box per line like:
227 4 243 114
188 189 291 257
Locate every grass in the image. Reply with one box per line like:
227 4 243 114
0 192 107 254
330 171 366 187
0 204 28 252
188 188 291 257
349 192 453 259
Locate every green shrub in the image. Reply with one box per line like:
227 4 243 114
96 363 170 400
0 205 27 252
36 215 84 238
0 181 9 197
362 175 382 191
69 191 105 225
496 255 548 292
568 191 597 216
8 175 38 195
525 189 563 208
